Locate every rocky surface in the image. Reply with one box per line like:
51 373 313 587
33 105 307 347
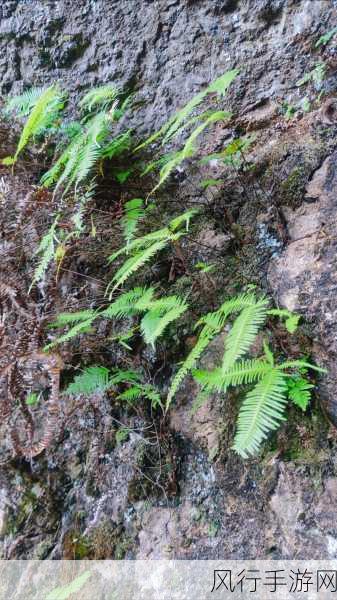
2 0 337 562
269 150 337 425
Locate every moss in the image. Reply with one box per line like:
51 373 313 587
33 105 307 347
280 166 307 207
62 529 92 559
89 522 134 559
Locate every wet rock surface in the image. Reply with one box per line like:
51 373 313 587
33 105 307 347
2 0 337 561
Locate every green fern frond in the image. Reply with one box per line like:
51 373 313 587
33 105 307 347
118 386 144 403
65 366 110 395
222 297 269 371
118 383 162 409
4 87 44 117
287 376 313 411
102 287 155 318
79 84 119 112
44 317 95 350
267 308 300 333
109 369 142 385
10 85 63 164
29 217 59 291
140 296 188 347
108 209 198 271
40 139 76 187
150 112 229 194
233 368 288 458
121 198 145 245
194 359 272 393
102 131 132 159
136 69 238 150
166 323 219 409
49 309 97 328
42 111 110 192
278 359 326 373
108 239 168 295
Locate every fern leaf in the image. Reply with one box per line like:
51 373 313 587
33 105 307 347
194 359 272 393
278 359 326 374
121 199 145 245
118 386 144 403
233 368 288 458
102 287 155 318
79 84 119 112
5 87 44 116
65 366 110 396
102 131 132 159
14 86 62 162
118 383 162 409
287 377 313 411
222 297 269 371
140 296 188 347
29 217 59 291
109 369 142 385
267 308 300 333
49 309 97 328
44 317 95 350
108 239 168 295
40 139 75 187
136 69 238 151
166 323 219 409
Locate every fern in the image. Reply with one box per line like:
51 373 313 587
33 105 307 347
4 86 65 165
102 287 154 318
221 296 269 371
121 199 145 245
166 293 266 408
287 375 314 411
49 309 97 328
44 317 95 350
118 383 162 409
151 110 231 194
53 111 110 194
166 320 220 409
140 295 188 348
40 87 131 193
232 368 288 458
109 239 168 293
136 69 238 150
48 286 186 350
194 359 272 393
79 84 119 112
65 366 110 395
4 87 45 117
64 365 161 409
29 216 59 291
267 308 300 333
107 209 198 295
136 69 237 193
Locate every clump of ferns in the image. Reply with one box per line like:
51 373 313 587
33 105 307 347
2 83 133 286
167 293 325 458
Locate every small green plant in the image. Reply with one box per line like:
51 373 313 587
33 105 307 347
2 85 66 165
164 291 324 457
46 286 188 350
136 69 238 193
297 62 326 87
106 208 198 294
286 370 314 411
3 84 131 192
64 365 161 409
200 135 254 168
121 198 145 246
316 26 337 48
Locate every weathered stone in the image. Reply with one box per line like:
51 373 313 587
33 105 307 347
269 151 337 424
